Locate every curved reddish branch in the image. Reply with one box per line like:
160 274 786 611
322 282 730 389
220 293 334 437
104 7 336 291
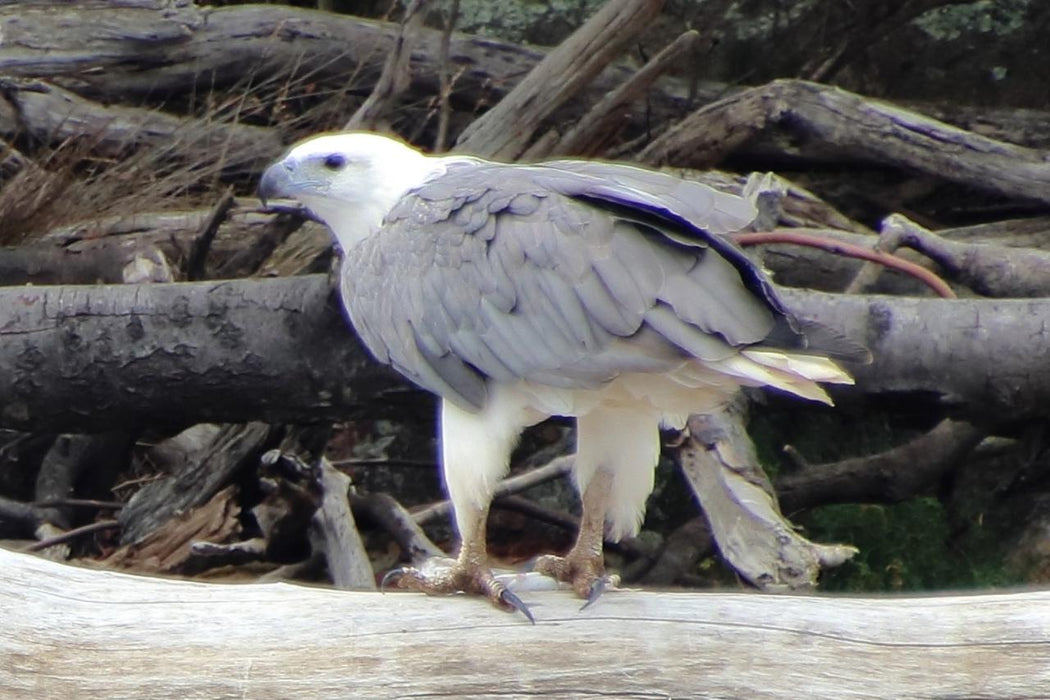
731 230 957 299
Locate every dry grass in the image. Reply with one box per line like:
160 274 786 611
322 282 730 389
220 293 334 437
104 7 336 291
0 61 370 247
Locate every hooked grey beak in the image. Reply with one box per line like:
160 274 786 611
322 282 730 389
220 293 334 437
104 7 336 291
258 160 294 206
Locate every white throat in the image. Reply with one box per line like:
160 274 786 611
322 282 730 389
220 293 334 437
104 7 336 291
306 195 399 253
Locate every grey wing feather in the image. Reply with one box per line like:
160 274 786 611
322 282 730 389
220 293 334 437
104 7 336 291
342 160 858 412
540 160 757 234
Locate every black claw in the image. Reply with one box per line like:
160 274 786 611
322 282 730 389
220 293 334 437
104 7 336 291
380 567 408 593
499 588 536 624
580 576 608 611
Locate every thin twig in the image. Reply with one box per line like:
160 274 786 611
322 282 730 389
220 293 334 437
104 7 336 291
185 186 236 281
23 519 120 552
329 457 436 469
434 0 460 152
844 214 907 294
412 455 574 525
732 229 957 299
31 498 124 510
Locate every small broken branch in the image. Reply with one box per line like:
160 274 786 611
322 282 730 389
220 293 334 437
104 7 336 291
433 0 460 153
679 407 856 590
23 519 119 552
455 0 664 159
733 229 957 298
537 29 701 158
883 214 1050 297
311 459 375 590
185 187 236 281
777 419 985 514
118 424 273 545
344 0 431 131
413 455 573 526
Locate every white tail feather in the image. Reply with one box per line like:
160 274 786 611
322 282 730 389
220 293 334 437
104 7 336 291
704 350 856 405
742 349 855 385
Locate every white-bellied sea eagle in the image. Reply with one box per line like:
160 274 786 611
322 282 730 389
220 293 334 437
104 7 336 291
258 132 864 622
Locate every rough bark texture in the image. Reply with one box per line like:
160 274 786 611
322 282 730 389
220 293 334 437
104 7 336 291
776 419 986 513
781 289 1050 420
5 1 1050 686
0 80 281 175
0 275 415 432
679 408 856 590
118 423 272 544
641 79 1050 206
5 278 1050 431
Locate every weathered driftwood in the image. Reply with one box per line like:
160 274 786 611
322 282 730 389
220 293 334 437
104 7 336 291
534 29 700 159
914 101 1050 150
679 408 856 591
879 214 1050 298
311 459 375 590
747 217 1050 298
779 288 1050 418
118 423 273 545
3 546 1050 698
0 207 306 285
342 0 430 132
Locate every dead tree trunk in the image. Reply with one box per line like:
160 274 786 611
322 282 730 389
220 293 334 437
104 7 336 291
3 278 1050 432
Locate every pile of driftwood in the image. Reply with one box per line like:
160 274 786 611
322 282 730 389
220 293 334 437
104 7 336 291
3 0 1050 692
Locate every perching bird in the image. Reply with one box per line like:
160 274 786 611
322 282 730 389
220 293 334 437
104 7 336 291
258 132 863 621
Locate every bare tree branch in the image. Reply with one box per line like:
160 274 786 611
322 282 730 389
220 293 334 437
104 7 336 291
455 0 664 159
344 0 432 131
535 29 700 158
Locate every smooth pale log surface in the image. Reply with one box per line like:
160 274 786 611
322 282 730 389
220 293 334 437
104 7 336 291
2 546 1049 698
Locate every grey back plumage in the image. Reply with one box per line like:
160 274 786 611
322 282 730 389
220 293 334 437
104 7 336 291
343 160 859 412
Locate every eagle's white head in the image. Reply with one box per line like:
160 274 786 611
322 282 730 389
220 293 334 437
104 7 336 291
258 132 447 252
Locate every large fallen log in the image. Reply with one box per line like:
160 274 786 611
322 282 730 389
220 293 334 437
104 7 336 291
3 276 1050 432
0 274 413 432
641 79 1050 206
1 546 1047 698
0 1 693 140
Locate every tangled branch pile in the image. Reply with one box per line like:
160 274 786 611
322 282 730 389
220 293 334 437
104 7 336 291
2 0 1050 597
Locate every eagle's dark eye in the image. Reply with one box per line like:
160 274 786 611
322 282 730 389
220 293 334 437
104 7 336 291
323 153 347 171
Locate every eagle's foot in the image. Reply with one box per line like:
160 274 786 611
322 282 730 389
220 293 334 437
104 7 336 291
383 562 535 623
534 552 619 606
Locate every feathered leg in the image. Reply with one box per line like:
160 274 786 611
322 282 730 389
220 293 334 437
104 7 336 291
389 392 536 621
535 408 659 603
